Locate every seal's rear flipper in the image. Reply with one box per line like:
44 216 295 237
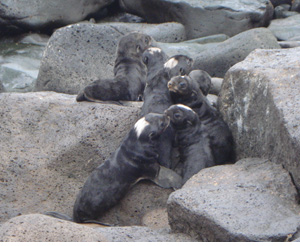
44 211 73 221
152 165 183 190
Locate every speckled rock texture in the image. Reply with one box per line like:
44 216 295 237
0 214 194 242
35 22 186 94
0 92 140 224
192 28 281 77
0 81 5 92
119 0 274 39
268 14 300 41
219 47 300 190
167 158 300 242
0 0 114 33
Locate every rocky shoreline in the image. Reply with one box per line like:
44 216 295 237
1 0 300 242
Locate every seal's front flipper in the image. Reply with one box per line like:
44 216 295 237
152 165 183 190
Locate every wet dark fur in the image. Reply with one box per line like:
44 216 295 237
140 54 193 169
46 113 182 224
76 32 153 102
168 75 235 167
188 69 212 96
165 104 215 183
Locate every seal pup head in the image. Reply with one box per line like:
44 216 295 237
188 70 212 96
142 47 168 68
117 32 153 58
167 75 203 106
164 104 198 130
134 113 170 141
163 55 193 78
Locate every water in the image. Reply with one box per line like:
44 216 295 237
0 40 46 92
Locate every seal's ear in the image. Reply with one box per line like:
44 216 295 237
187 120 194 126
191 90 198 100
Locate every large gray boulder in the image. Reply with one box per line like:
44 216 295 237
0 92 178 230
268 14 300 41
0 92 139 223
168 158 300 242
0 214 194 242
0 0 114 33
219 47 300 190
192 28 281 77
120 0 274 39
35 22 186 94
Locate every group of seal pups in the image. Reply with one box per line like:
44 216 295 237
46 32 235 225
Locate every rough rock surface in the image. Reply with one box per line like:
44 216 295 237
0 214 194 242
268 14 300 41
167 158 300 242
0 0 114 32
0 214 109 242
97 180 173 227
192 28 281 77
35 22 186 94
0 92 140 223
120 0 274 39
219 47 300 189
0 81 5 92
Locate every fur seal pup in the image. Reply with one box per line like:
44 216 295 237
142 47 169 81
47 113 182 224
165 104 215 183
188 70 212 96
141 55 194 116
168 75 234 166
76 32 153 102
140 55 193 169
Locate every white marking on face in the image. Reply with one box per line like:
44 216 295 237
148 47 162 55
164 57 178 69
177 104 194 112
134 117 150 138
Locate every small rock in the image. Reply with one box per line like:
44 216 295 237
210 77 223 95
268 14 300 41
192 28 280 77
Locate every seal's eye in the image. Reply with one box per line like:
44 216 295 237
179 82 186 89
174 112 181 119
145 37 149 44
143 56 148 65
149 131 156 139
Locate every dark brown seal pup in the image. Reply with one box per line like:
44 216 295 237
46 113 182 224
141 55 193 116
188 69 212 96
140 54 193 169
168 75 235 166
76 32 153 102
165 104 215 183
142 47 169 81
